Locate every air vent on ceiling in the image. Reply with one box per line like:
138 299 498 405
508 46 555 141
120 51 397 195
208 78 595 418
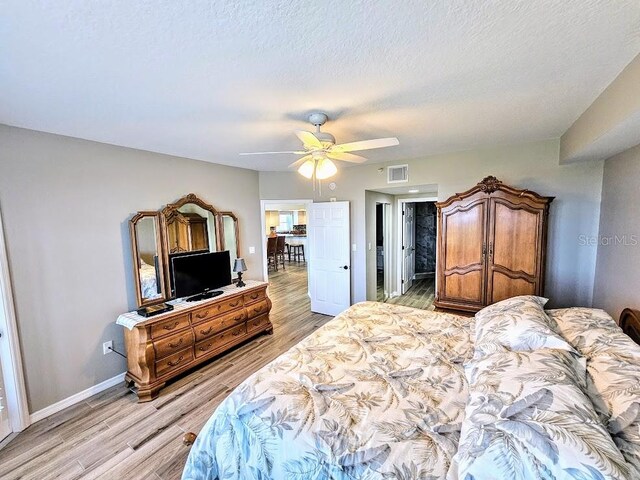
387 164 408 183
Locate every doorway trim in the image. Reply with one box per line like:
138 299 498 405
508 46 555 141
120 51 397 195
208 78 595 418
396 196 438 297
260 199 313 282
0 206 30 434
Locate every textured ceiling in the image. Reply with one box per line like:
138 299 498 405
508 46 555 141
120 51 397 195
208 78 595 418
1 1 639 171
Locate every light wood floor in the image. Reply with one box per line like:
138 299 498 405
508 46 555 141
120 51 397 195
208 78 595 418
376 269 436 311
0 262 436 479
386 277 436 311
0 263 331 480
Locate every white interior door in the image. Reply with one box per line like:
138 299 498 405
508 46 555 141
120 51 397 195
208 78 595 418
402 203 416 294
308 201 351 316
0 360 10 441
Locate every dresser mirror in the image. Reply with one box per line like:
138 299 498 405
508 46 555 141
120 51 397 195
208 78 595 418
129 212 168 307
221 212 240 275
129 193 242 308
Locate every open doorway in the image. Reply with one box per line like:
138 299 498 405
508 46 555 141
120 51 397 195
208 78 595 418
375 202 392 302
396 197 438 309
0 207 29 444
260 200 312 308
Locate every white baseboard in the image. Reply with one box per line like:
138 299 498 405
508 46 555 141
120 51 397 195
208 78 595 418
30 372 126 424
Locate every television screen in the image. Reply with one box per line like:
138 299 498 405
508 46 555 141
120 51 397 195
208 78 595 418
171 251 231 298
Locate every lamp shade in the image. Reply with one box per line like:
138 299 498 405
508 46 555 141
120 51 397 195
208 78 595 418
298 159 315 179
315 158 337 179
233 258 247 273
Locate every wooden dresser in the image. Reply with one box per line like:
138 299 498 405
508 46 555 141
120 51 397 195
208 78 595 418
434 176 553 313
118 281 272 401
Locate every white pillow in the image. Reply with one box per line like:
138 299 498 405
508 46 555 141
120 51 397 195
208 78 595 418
474 295 575 357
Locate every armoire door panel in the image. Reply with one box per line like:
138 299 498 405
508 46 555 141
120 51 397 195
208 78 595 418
443 201 486 270
489 271 536 303
491 201 540 276
444 270 484 302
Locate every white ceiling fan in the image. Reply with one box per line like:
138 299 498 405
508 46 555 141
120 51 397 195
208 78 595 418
240 112 399 180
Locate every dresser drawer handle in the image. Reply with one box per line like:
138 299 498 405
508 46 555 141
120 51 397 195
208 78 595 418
195 311 209 319
249 293 259 300
200 326 213 336
198 343 212 352
253 306 264 314
163 321 180 331
229 300 240 307
232 329 242 337
234 314 244 321
167 355 184 367
168 338 184 349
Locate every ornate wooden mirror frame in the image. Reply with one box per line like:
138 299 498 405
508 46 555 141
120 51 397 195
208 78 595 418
129 193 243 308
129 211 168 307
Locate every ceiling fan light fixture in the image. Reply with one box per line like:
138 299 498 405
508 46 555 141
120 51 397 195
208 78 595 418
316 158 337 180
298 159 315 179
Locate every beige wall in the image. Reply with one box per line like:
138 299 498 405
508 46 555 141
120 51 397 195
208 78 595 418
561 54 640 164
592 143 640 321
260 139 604 307
0 125 263 412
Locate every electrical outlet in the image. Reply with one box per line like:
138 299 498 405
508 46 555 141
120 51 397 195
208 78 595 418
103 340 113 355
249 246 255 254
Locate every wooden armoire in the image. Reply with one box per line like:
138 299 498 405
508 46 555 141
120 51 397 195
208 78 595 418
434 176 553 312
166 211 209 253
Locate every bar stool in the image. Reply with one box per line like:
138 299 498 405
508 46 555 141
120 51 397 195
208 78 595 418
289 244 305 263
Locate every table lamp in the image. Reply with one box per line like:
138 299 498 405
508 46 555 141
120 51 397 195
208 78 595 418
233 258 247 287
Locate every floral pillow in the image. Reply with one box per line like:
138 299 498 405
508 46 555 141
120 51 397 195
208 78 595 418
450 348 632 480
548 307 640 359
474 296 576 357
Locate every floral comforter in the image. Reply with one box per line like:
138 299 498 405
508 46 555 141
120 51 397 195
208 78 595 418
182 302 474 479
183 298 640 480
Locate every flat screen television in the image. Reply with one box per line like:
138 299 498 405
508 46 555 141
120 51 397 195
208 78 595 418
171 251 231 300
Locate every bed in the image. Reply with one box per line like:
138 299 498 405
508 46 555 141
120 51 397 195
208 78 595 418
182 298 640 480
139 260 161 299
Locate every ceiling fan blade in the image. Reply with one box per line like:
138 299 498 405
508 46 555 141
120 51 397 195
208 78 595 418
295 130 323 149
239 151 307 156
288 155 313 169
326 151 368 164
332 137 399 153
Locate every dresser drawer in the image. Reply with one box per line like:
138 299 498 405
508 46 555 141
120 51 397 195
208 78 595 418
153 329 194 360
191 296 243 324
243 289 266 305
247 314 271 334
246 299 270 318
194 310 246 341
155 347 194 377
194 323 247 358
150 314 190 339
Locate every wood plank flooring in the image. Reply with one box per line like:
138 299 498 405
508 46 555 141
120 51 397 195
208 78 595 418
1 262 436 479
376 270 435 310
386 277 436 310
0 263 332 480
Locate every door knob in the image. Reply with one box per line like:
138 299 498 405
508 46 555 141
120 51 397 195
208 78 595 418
342 265 349 270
